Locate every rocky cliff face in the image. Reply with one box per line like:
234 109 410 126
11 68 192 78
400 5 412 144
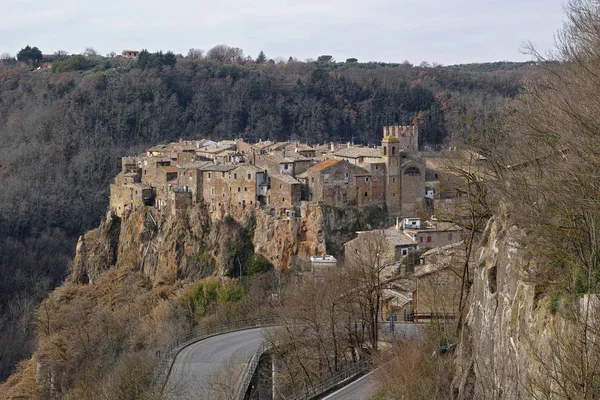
452 211 597 399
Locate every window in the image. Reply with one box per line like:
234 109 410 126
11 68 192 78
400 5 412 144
402 248 408 256
448 233 453 241
342 193 348 203
211 188 215 195
365 192 368 197
222 172 225 178
189 171 193 178
375 165 379 170
427 236 432 243
234 173 237 179
280 184 282 189
324 174 329 184
248 174 251 179
419 237 423 243
344 173 349 184
392 177 396 183
284 164 289 170
282 197 285 203
244 187 247 192
392 146 396 155
384 147 387 156
208 172 211 178
365 177 369 182
237 187 241 192
311 177 315 183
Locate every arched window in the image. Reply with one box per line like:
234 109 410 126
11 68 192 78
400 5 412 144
392 146 396 155
404 167 421 176
384 147 387 156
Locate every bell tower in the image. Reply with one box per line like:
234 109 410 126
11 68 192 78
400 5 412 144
382 133 402 215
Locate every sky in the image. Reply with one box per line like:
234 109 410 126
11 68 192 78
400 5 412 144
1 0 566 65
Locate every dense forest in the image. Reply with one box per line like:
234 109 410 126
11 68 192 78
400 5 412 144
0 49 532 380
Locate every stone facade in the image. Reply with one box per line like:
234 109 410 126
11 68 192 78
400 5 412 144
268 174 302 209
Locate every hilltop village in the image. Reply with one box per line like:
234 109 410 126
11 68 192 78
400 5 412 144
110 125 448 220
109 125 476 321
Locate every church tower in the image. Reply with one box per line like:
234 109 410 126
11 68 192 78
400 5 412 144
382 133 402 216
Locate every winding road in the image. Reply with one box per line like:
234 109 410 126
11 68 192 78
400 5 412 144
164 327 266 400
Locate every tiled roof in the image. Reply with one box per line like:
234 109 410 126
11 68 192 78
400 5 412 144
198 164 238 172
271 173 301 185
308 158 342 172
333 147 382 159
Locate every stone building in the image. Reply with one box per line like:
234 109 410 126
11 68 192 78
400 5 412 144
268 174 302 209
299 159 382 207
109 183 153 217
255 151 313 178
383 125 419 154
402 218 462 249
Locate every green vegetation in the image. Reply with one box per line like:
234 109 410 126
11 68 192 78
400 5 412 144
16 45 42 65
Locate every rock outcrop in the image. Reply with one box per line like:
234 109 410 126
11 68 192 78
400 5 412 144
452 210 599 399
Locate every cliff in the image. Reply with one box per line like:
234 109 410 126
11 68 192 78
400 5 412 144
452 210 600 399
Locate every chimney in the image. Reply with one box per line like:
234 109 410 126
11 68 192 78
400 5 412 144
347 142 351 148
396 217 401 230
330 142 334 152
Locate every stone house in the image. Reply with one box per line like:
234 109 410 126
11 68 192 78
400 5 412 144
268 174 302 209
255 151 313 178
109 183 153 217
402 218 462 249
298 159 381 207
413 242 465 321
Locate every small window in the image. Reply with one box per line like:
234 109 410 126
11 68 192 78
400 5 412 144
248 174 251 179
284 164 289 170
365 192 368 197
311 177 315 183
237 187 241 192
324 174 329 184
384 147 387 156
234 173 237 179
392 177 396 183
222 172 225 178
419 237 423 243
427 236 432 243
342 193 348 203
245 187 248 192
282 197 285 202
449 233 453 241
365 177 369 182
280 184 283 189
208 172 211 178
375 165 379 170
402 248 408 256
211 188 215 195
392 146 396 155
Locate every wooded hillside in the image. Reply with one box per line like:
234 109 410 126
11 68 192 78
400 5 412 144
0 53 531 380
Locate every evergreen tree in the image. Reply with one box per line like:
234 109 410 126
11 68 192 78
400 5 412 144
16 45 42 66
256 50 266 64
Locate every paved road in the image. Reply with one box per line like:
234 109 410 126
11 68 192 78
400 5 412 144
165 327 266 400
322 370 378 400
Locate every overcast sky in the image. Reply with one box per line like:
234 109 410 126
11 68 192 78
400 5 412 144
1 0 565 65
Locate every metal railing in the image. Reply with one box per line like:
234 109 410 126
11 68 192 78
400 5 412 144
287 357 372 400
152 315 280 391
235 340 268 400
